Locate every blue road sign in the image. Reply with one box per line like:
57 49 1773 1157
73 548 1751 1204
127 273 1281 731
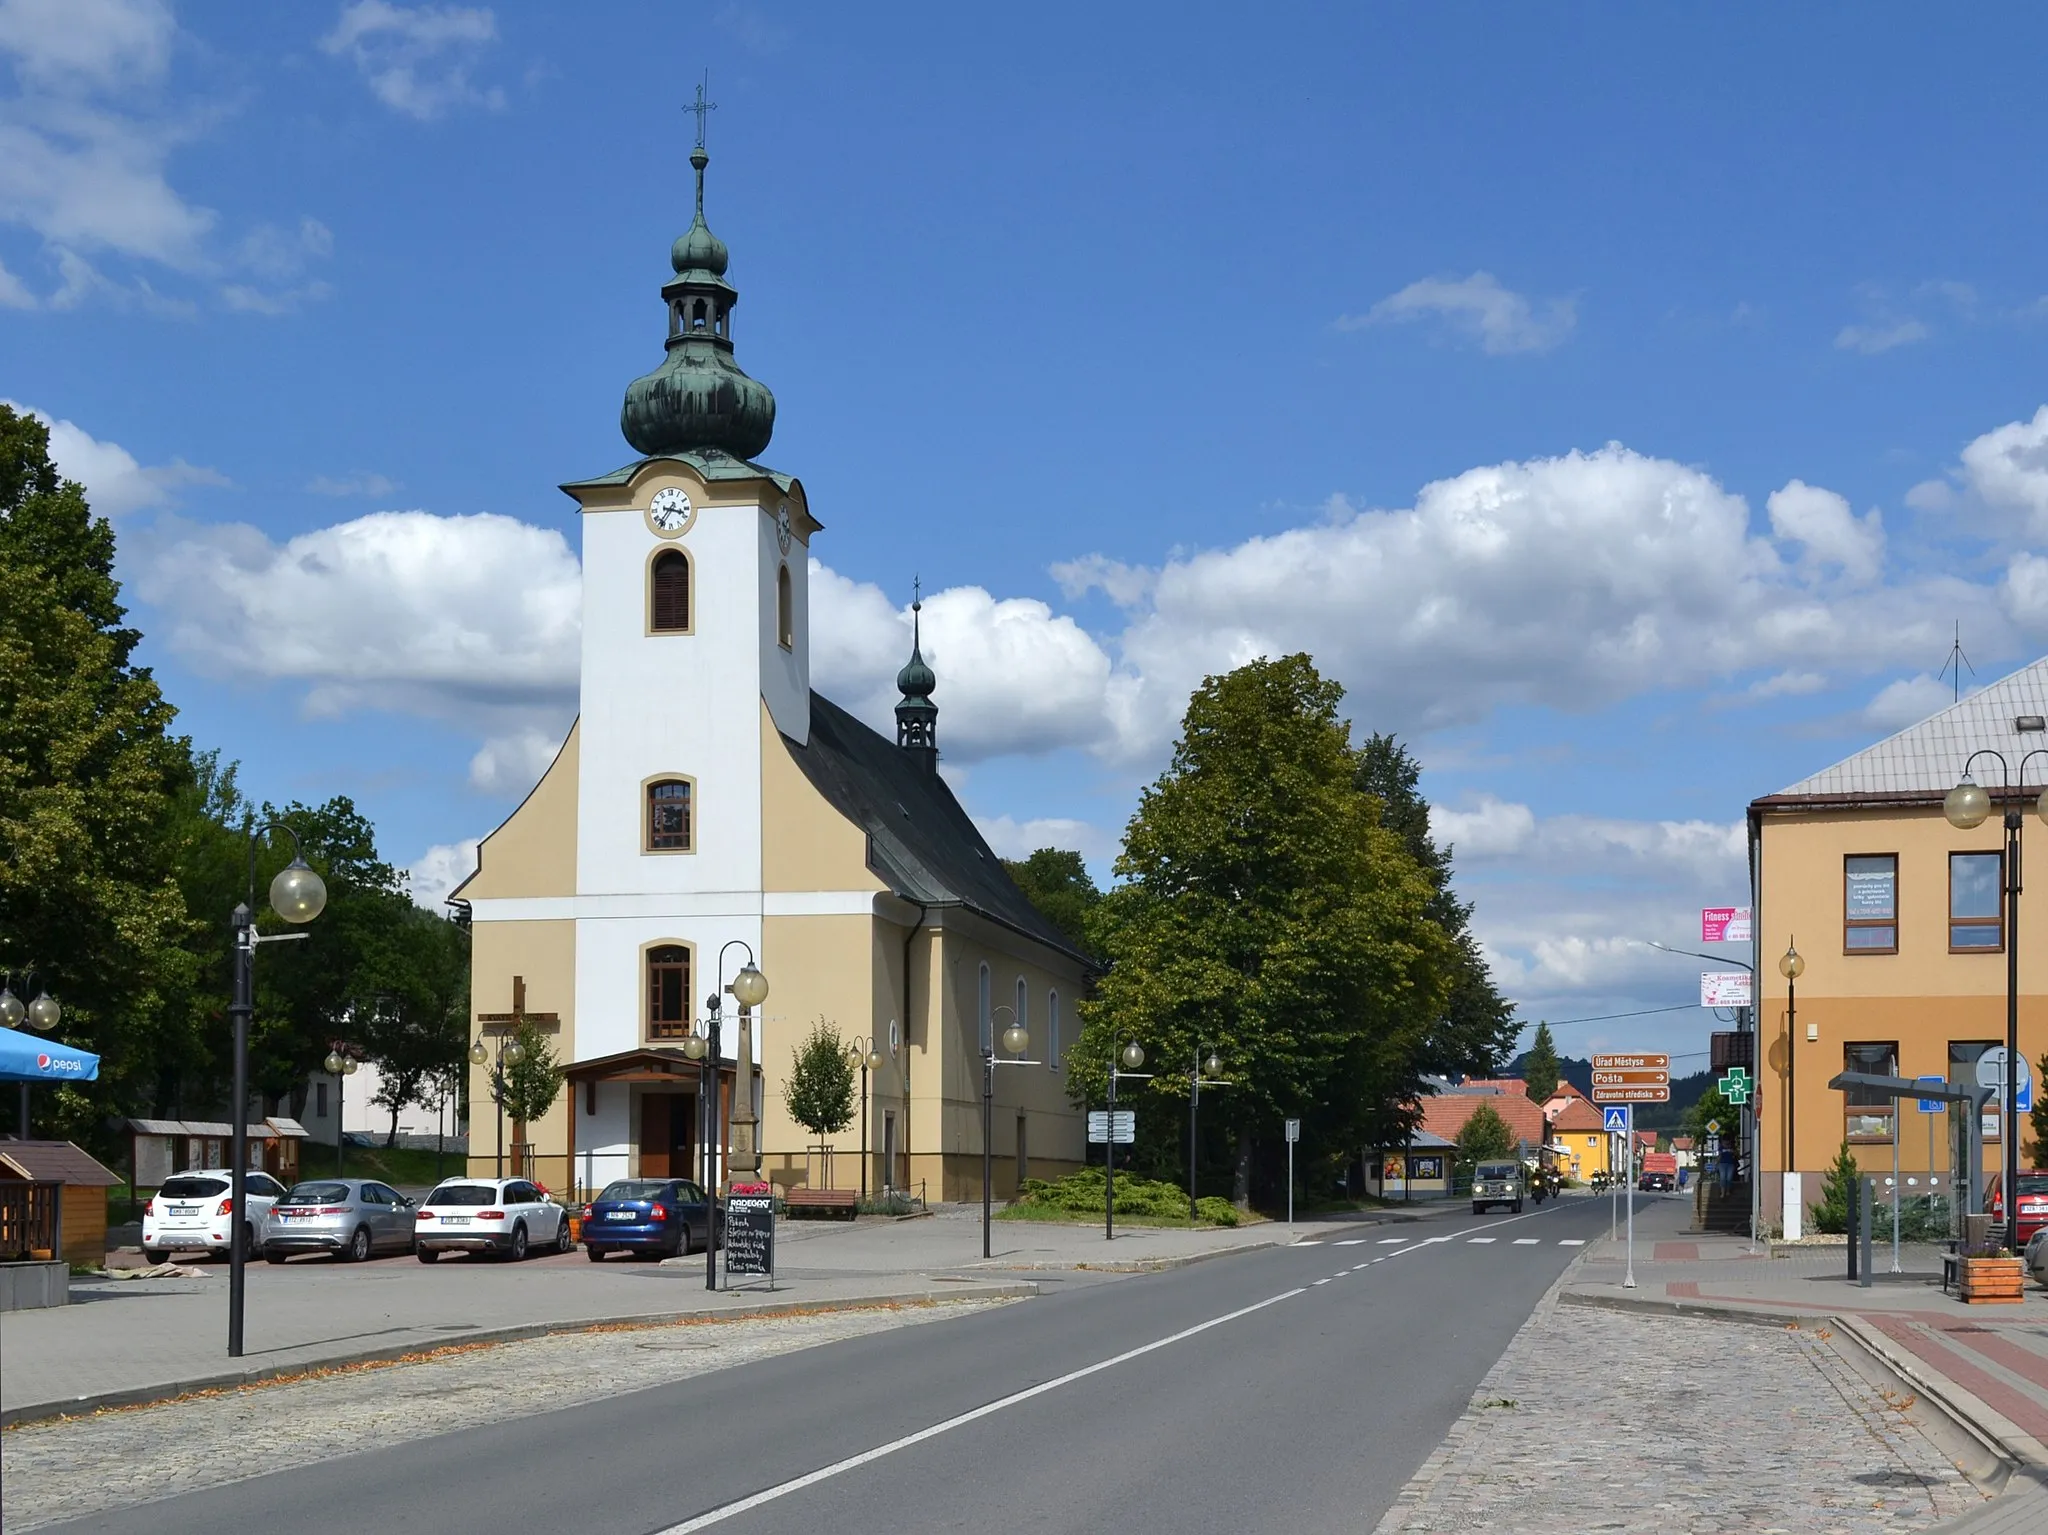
1602 1106 1631 1133
1916 1075 1947 1113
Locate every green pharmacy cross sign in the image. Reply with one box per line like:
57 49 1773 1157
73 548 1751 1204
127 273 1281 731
1717 1067 1752 1106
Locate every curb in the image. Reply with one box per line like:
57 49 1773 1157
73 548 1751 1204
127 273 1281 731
966 1238 1284 1275
0 1281 1037 1430
1557 1288 1819 1330
1829 1314 2048 1475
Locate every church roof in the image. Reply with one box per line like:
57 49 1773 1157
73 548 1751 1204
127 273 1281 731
1757 655 2048 805
781 692 1092 967
560 447 796 495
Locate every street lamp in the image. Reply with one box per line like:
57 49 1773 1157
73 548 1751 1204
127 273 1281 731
981 1004 1037 1259
1107 1041 1152 1242
469 1033 525 1179
1189 1049 1228 1226
1778 940 1803 1192
228 823 326 1358
323 1048 359 1175
0 974 61 1138
1944 750 2048 1253
844 1035 885 1206
685 942 769 1291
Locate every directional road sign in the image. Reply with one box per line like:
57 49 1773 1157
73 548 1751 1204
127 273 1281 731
1593 1053 1669 1070
1086 1110 1135 1145
1593 1069 1670 1086
1594 1054 1672 1103
1602 1106 1632 1133
1717 1066 1751 1106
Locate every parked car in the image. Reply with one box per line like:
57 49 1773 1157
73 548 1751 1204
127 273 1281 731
1985 1171 2048 1249
142 1169 287 1263
413 1177 572 1262
2025 1226 2048 1288
581 1178 723 1261
261 1178 417 1263
1471 1159 1526 1215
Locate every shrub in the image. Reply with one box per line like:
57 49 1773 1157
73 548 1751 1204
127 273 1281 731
1016 1166 1217 1221
1808 1141 1861 1235
1195 1196 1239 1227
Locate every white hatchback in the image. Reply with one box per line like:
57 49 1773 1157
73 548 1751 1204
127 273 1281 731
413 1177 572 1262
142 1170 286 1262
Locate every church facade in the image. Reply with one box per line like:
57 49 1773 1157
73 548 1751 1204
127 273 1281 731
452 135 1091 1204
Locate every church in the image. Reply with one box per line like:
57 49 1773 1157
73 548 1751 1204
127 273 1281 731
451 128 1091 1205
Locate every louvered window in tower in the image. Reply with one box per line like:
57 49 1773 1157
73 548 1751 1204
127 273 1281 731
651 550 691 632
776 563 793 649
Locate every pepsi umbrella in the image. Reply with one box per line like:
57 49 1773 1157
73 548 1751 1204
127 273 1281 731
0 1027 99 1082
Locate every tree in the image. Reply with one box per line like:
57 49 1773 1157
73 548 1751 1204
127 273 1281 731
360 908 471 1146
1072 655 1453 1209
1001 848 1102 956
501 1014 562 1131
1455 1101 1515 1167
784 1016 856 1176
0 404 195 1145
2032 1050 2048 1170
1522 1022 1561 1103
1354 734 1520 1079
1809 1139 1862 1235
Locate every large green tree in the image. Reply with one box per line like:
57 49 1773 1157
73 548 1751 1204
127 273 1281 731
0 405 196 1142
360 907 471 1146
1071 655 1453 1208
1455 1101 1516 1167
1001 848 1102 957
1522 1021 1561 1102
1354 734 1519 1078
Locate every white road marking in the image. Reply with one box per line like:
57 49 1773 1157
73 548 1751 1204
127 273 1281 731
1294 1240 1323 1246
1313 1278 1332 1285
1336 1239 1366 1246
658 1284 1310 1531
1467 1237 1496 1244
1351 1264 1369 1272
1513 1238 1540 1245
1377 1237 1407 1244
1559 1239 1585 1246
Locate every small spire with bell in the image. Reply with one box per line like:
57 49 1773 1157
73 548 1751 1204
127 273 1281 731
895 578 938 768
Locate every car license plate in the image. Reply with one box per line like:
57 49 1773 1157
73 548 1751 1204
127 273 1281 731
606 1211 635 1220
170 1205 200 1216
281 1212 311 1220
442 1215 470 1226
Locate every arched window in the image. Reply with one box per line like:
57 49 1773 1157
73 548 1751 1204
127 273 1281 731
645 778 693 852
1048 991 1061 1070
691 299 708 330
776 563 793 649
650 549 690 633
646 944 692 1041
978 964 991 1055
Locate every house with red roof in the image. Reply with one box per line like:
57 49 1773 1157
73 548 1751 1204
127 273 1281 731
1546 1096 1614 1182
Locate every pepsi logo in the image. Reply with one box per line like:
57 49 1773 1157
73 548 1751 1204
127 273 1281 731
37 1053 51 1070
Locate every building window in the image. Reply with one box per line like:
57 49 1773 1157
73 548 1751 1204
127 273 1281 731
1844 854 1898 953
647 945 692 1041
315 1081 328 1118
776 563 793 650
978 963 991 1055
1843 1042 1898 1139
1950 851 2003 951
650 549 691 633
1048 991 1061 1070
645 778 693 852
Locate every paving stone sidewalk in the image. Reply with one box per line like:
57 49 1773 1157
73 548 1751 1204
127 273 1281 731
1374 1298 1985 1534
0 1297 1013 1533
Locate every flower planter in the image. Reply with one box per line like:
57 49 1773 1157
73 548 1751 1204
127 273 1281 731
1958 1255 2025 1304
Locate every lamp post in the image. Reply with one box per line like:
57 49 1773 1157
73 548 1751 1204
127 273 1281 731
1188 1048 1227 1225
1779 938 1803 1229
1944 751 2048 1254
468 1032 526 1179
322 1047 359 1174
686 942 768 1290
0 975 61 1138
981 1005 1035 1259
845 1035 884 1206
681 995 722 1292
1107 1041 1151 1242
228 823 327 1358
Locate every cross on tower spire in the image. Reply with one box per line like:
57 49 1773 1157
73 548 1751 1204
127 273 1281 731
685 74 717 150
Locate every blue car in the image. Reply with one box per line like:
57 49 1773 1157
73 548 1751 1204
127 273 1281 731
581 1178 722 1261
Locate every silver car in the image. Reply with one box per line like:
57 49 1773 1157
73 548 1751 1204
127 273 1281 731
262 1179 418 1263
2026 1227 2048 1289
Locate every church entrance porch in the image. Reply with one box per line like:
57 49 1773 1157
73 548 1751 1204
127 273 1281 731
560 1048 740 1201
636 1089 697 1180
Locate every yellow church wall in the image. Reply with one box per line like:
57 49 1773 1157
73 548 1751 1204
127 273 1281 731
460 721 580 900
464 918 576 1181
759 701 883 895
757 911 879 1189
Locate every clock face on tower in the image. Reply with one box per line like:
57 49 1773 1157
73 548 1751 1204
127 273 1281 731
646 487 695 538
775 502 793 554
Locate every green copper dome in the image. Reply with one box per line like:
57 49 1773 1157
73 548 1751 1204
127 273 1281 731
895 595 938 758
621 144 775 462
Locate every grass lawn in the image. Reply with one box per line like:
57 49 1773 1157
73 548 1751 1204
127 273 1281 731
994 1203 1253 1229
296 1142 467 1189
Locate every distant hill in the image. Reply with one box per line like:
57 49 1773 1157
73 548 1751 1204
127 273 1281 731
1504 1053 1709 1132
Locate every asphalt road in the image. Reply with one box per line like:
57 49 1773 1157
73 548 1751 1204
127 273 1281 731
45 1194 1621 1535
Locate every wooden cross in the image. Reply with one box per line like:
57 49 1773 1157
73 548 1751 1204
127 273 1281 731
476 975 561 1036
685 75 717 149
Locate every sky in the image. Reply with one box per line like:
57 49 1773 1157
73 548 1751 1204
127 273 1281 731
6 1 2048 1072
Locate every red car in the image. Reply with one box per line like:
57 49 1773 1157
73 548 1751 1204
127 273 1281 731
1985 1172 2048 1246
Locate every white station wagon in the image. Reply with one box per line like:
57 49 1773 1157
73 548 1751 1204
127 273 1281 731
413 1177 572 1262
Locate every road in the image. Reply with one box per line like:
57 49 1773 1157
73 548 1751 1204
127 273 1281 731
43 1195 1619 1535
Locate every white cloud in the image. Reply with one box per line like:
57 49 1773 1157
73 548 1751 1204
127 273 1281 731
1904 477 1955 513
1765 478 1884 585
1436 797 1743 884
1748 670 1826 699
1955 404 2048 541
1834 317 1929 354
4 399 227 515
1341 271 1576 356
0 253 32 307
307 472 398 497
2003 552 2048 633
407 837 478 908
1862 674 1954 730
320 1 504 120
972 814 1114 864
468 728 563 794
221 279 335 315
0 0 173 89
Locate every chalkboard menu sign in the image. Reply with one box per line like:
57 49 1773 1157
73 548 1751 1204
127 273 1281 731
723 1192 775 1285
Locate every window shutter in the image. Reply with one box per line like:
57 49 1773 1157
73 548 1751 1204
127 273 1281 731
652 551 690 632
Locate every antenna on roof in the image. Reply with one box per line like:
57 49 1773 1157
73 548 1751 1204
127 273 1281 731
1937 621 1974 704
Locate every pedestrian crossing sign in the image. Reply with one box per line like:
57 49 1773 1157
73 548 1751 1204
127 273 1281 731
1602 1106 1631 1133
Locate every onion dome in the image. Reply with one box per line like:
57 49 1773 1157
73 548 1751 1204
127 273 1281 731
620 143 776 461
895 592 938 761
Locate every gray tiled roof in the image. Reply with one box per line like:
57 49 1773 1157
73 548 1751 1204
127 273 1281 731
1774 656 2048 798
559 448 795 494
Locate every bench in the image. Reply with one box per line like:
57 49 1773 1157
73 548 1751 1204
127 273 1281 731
783 1187 858 1221
1940 1240 1961 1294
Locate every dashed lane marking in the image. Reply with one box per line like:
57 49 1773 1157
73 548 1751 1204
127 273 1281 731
1335 1239 1366 1246
1468 1237 1496 1244
1513 1238 1540 1245
1294 1240 1323 1246
1559 1239 1585 1246
1377 1237 1407 1244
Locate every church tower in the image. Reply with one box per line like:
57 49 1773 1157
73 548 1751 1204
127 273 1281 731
894 589 938 772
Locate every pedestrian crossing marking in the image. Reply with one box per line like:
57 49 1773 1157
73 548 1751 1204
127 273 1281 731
1294 1240 1322 1246
1467 1237 1496 1244
1335 1239 1366 1246
1558 1239 1585 1246
1377 1237 1407 1244
1513 1238 1539 1245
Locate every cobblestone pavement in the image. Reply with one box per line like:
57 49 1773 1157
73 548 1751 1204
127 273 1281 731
1375 1298 1986 1534
1 1298 1011 1532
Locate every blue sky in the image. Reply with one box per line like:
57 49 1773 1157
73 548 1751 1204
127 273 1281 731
7 2 2048 1068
